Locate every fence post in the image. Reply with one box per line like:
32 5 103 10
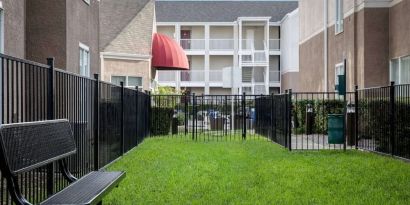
354 85 359 150
184 93 188 135
93 74 100 170
390 81 395 156
271 93 274 142
288 89 292 151
135 86 139 144
147 91 151 137
120 82 125 155
242 92 246 140
192 93 196 140
46 57 55 197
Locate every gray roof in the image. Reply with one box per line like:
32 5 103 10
156 1 298 22
100 0 151 50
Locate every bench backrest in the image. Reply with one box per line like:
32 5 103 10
0 119 76 174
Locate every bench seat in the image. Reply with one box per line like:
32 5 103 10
41 171 125 205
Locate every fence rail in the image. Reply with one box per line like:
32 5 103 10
0 54 149 205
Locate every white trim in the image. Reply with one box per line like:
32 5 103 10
83 0 90 5
101 52 151 61
79 42 90 51
0 7 4 54
237 16 272 21
157 22 236 26
0 1 3 9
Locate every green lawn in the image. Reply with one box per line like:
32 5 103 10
105 136 410 205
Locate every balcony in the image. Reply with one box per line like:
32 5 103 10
157 71 177 83
269 71 280 83
241 51 268 65
180 70 205 82
209 70 223 82
269 39 280 51
209 39 234 50
180 39 205 50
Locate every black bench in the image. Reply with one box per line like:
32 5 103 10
0 119 125 205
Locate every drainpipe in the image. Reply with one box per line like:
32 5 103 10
324 0 328 92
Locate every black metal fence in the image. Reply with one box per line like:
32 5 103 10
0 54 150 204
357 83 410 160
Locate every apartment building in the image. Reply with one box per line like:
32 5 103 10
100 0 156 90
287 0 410 92
155 0 298 95
0 0 100 76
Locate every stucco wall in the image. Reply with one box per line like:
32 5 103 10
26 0 67 68
3 0 26 58
102 59 151 90
210 26 234 39
209 56 233 70
389 0 410 59
281 71 299 92
66 0 100 75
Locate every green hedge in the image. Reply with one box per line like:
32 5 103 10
150 107 173 136
293 99 344 134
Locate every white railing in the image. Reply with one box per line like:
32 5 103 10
180 70 205 82
269 39 280 51
209 70 223 82
241 39 254 50
209 39 234 50
157 71 177 82
253 51 268 63
180 39 205 50
269 71 280 83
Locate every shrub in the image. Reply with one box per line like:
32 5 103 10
150 107 173 136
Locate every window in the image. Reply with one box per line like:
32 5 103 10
335 0 344 34
79 43 90 77
0 8 4 53
111 76 143 88
391 56 410 84
335 62 344 88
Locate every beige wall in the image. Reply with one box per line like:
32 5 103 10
281 72 299 92
269 26 280 39
181 26 204 39
103 59 150 90
210 26 234 39
190 56 205 70
3 0 26 58
389 0 410 59
209 88 231 95
242 26 265 50
269 56 279 71
157 26 175 39
209 56 233 70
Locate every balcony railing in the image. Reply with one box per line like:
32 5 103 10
269 39 280 51
180 39 205 50
209 70 223 82
180 70 205 82
241 51 268 64
157 71 177 82
209 39 234 50
269 71 280 83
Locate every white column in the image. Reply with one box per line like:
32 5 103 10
265 20 270 94
205 25 210 95
233 22 239 95
175 24 181 44
237 21 243 95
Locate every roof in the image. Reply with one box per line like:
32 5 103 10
99 0 151 50
155 0 298 23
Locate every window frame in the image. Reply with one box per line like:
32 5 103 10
335 62 345 89
335 0 344 35
0 6 4 53
391 55 410 85
79 42 90 77
111 75 143 88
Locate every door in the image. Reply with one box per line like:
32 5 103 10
245 29 255 50
181 30 191 49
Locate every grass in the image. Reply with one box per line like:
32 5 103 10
105 136 410 205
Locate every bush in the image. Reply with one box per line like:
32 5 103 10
292 99 344 134
150 107 173 136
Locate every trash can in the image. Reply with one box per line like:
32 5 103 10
305 104 314 135
210 117 225 130
328 114 344 144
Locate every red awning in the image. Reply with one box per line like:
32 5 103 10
152 33 189 70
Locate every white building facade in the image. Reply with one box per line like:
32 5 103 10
155 0 298 95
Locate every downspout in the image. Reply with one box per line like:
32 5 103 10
324 0 328 92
